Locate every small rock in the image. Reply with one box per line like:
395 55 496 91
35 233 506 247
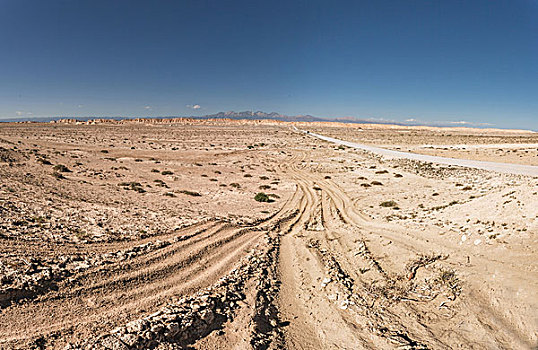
321 277 332 287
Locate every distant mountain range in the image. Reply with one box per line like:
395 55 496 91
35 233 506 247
197 111 407 125
2 110 519 130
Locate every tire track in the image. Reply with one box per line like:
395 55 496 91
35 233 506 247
275 149 533 349
0 176 304 349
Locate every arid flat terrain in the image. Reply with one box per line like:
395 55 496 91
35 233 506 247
0 120 536 349
303 123 538 166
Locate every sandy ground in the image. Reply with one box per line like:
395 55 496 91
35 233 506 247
298 128 538 176
0 120 536 349
302 124 538 166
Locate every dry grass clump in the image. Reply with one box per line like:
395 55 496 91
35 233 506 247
434 268 462 298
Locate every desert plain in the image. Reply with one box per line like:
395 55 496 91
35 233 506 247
0 119 536 349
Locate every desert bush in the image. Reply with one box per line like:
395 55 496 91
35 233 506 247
254 192 271 202
371 181 383 186
151 169 160 173
394 173 403 178
260 176 269 180
161 170 174 175
244 174 252 178
375 170 388 174
230 183 241 188
360 183 371 187
52 172 65 179
259 185 271 190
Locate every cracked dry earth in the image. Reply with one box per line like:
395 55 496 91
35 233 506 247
0 121 536 349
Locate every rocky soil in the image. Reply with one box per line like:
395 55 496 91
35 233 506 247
0 120 536 349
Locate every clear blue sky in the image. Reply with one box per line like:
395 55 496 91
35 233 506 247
1 0 537 129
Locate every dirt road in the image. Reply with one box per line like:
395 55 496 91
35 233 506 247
297 127 538 177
